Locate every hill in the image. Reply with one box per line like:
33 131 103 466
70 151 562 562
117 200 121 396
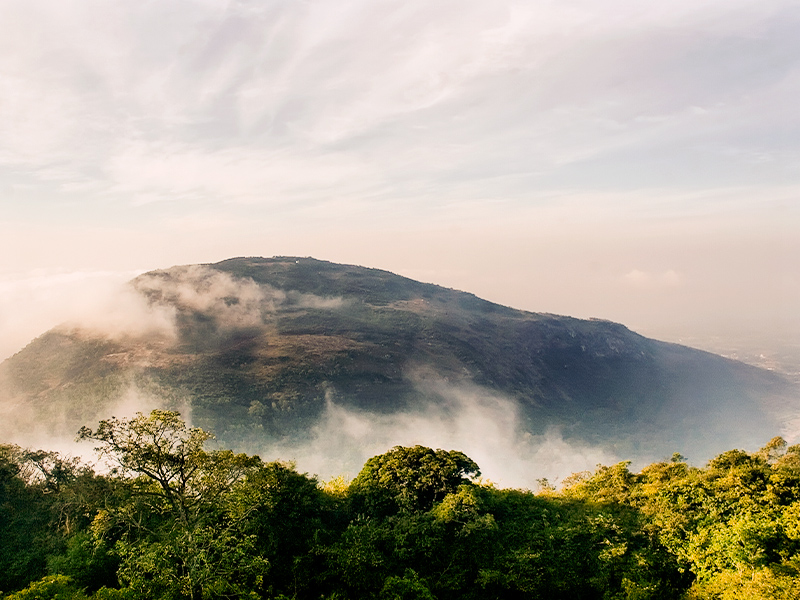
0 257 795 467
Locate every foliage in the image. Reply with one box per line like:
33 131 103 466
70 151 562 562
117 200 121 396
0 445 86 593
348 445 481 516
2 575 86 600
2 415 800 600
77 411 266 600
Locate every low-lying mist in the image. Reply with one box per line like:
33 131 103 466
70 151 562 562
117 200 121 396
1 373 618 490
2 260 793 490
253 374 618 489
0 382 192 466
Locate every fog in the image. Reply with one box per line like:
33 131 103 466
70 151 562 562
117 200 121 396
0 266 620 488
0 266 350 362
259 377 617 489
0 369 619 488
0 259 796 488
6 387 182 464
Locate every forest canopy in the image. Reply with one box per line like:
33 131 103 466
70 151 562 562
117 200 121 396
1 410 799 600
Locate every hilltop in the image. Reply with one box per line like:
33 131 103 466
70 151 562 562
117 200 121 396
0 257 794 464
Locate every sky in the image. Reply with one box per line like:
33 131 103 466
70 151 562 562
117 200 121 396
1 0 799 363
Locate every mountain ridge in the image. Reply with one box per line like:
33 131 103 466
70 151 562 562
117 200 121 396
0 256 795 466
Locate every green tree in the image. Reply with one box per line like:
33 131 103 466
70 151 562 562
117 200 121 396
2 574 87 600
380 570 435 600
234 461 327 598
348 445 480 516
78 410 266 600
0 445 61 592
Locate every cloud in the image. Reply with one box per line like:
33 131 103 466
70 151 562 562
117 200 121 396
258 374 617 489
2 0 799 211
134 265 268 330
105 141 380 207
133 264 346 331
0 261 351 362
0 269 165 361
1 0 799 456
623 269 683 289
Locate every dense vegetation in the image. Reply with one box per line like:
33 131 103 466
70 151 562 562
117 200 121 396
2 411 799 599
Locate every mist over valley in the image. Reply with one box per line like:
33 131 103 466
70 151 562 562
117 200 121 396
1 256 796 488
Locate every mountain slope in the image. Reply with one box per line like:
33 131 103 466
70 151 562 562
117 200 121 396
0 257 795 463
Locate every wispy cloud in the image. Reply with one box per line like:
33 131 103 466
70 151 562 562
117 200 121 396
2 0 799 209
0 0 798 360
258 377 617 489
0 269 145 361
624 269 683 289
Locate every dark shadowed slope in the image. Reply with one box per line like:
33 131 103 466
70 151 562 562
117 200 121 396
0 257 795 462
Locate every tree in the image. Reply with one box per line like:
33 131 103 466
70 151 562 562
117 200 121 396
0 445 58 592
2 574 87 600
348 445 481 516
79 411 219 530
78 410 266 600
234 461 327 597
